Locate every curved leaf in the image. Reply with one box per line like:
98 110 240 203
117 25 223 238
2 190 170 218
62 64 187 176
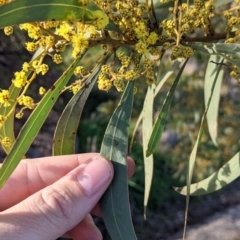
146 59 188 157
0 57 82 188
155 60 182 95
100 81 137 240
182 59 224 239
0 0 119 32
0 0 93 27
186 57 224 198
175 151 240 196
130 60 182 151
204 56 224 146
142 84 155 218
53 53 111 155
187 42 240 67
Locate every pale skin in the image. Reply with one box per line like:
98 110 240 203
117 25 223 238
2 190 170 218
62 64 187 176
0 153 135 240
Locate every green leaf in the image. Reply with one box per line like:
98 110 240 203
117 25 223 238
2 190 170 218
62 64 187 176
186 58 224 195
0 0 92 27
130 60 182 151
204 56 224 146
182 59 224 239
0 0 120 32
174 151 240 196
129 61 182 215
100 81 137 240
155 60 182 95
53 53 111 155
146 59 188 157
0 57 82 188
142 84 155 218
187 42 240 67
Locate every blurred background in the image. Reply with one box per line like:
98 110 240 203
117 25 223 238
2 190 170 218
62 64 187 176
1 4 240 239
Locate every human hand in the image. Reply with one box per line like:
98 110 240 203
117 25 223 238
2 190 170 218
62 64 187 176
0 153 135 240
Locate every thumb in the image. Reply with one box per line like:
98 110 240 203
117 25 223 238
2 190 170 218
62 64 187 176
0 156 113 240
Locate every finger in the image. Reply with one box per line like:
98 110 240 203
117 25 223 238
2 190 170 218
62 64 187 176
127 156 135 178
0 156 113 240
0 153 100 210
68 214 102 240
0 154 135 212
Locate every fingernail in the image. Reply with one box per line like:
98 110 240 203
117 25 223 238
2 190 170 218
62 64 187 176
76 156 113 197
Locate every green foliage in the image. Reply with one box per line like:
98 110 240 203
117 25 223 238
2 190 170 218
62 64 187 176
1 0 240 239
182 58 225 238
204 55 225 146
100 81 137 239
142 84 155 217
53 53 111 155
146 59 188 157
0 0 118 30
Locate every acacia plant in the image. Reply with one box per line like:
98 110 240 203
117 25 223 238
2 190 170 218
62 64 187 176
0 0 240 239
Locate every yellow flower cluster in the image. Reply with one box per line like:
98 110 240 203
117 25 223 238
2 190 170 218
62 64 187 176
72 35 89 58
19 23 42 40
52 54 63 64
15 111 24 119
225 12 240 42
1 0 240 111
39 87 46 95
161 20 175 37
36 64 49 75
230 65 240 84
1 137 11 147
0 0 240 160
93 0 195 90
12 71 28 88
91 10 109 30
98 72 112 91
171 45 194 60
18 95 35 109
4 26 13 36
97 50 141 92
22 62 30 72
74 66 86 76
160 1 216 41
70 82 84 94
135 41 148 55
0 90 10 107
25 42 37 52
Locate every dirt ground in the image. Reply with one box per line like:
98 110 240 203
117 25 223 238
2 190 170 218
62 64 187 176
168 204 240 240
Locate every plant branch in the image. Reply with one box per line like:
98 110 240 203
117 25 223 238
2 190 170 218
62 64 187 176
89 32 233 48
